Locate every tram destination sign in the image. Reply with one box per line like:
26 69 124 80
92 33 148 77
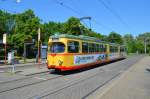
52 38 59 42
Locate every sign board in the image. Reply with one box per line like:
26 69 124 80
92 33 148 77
41 46 47 59
8 51 14 64
38 28 40 41
3 34 6 44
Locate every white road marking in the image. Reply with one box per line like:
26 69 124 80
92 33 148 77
0 71 5 73
34 77 47 80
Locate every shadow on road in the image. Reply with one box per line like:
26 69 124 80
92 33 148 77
146 68 150 72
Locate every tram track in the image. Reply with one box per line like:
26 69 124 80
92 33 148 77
0 56 144 99
28 56 143 99
28 69 120 99
0 58 123 85
0 72 49 84
0 73 64 94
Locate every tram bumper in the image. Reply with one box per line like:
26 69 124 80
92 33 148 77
47 65 71 71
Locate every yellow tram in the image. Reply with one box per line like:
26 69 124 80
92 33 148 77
46 34 126 71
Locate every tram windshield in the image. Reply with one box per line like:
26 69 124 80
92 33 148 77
49 42 65 53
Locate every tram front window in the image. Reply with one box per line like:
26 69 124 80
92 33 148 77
68 41 79 53
49 42 65 53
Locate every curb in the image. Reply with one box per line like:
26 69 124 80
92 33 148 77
20 70 49 76
86 57 143 99
0 63 46 69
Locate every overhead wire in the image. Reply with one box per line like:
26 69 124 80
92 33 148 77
65 0 91 29
53 0 92 29
97 0 131 30
92 19 113 31
68 0 113 31
54 0 82 16
53 0 113 31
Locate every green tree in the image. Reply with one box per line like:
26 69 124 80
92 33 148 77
123 34 134 42
135 40 144 53
123 34 134 53
108 32 123 44
0 10 14 38
41 22 63 43
9 9 40 55
63 17 82 35
136 32 150 53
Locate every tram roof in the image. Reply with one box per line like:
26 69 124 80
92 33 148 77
50 34 121 46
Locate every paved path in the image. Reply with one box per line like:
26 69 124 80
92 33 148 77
0 62 47 76
91 56 150 99
19 66 48 76
0 63 47 83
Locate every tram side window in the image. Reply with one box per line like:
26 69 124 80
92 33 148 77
110 46 118 52
89 43 98 53
93 43 96 52
82 42 88 53
115 46 118 52
68 41 79 53
120 47 125 52
88 43 93 52
96 44 99 52
89 43 92 52
103 45 107 52
110 46 114 52
99 44 103 52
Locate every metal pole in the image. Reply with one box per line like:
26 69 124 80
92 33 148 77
38 40 40 64
24 43 26 63
3 33 7 64
12 51 15 73
38 28 41 64
144 41 147 54
4 43 7 64
89 18 91 31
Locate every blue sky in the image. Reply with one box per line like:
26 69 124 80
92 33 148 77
0 0 150 36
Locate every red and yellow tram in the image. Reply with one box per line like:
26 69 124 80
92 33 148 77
46 34 126 71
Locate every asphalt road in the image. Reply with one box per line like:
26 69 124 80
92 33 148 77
0 55 144 99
